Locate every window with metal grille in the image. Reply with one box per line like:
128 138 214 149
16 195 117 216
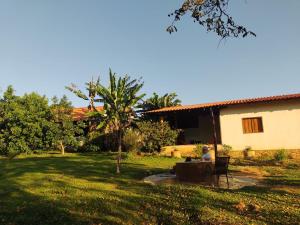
242 117 263 133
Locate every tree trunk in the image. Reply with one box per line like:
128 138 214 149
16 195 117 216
60 141 65 155
116 130 122 174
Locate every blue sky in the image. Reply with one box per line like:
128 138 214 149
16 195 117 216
0 0 299 106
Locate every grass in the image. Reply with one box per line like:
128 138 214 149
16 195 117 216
0 153 299 225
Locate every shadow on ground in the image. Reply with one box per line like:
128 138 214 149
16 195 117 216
0 154 299 225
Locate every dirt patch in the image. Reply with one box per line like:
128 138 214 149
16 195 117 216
143 172 261 189
238 167 270 178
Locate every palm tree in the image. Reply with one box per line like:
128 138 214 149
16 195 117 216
66 77 101 111
67 69 145 173
140 92 181 111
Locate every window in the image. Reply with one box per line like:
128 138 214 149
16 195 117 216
242 117 263 133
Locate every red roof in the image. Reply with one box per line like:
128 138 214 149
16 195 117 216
147 93 300 113
72 106 103 121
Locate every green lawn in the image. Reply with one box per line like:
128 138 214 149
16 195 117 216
0 153 299 225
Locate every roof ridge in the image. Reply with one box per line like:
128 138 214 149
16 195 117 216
148 92 300 113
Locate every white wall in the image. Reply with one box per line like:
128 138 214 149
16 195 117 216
220 99 300 150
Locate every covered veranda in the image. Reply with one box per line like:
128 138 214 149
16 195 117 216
147 105 223 157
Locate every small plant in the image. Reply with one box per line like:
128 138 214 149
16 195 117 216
222 144 232 156
243 146 254 158
171 147 181 158
274 149 288 162
193 143 205 158
244 146 252 151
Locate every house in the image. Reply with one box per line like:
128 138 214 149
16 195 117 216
147 93 300 151
72 106 104 133
72 106 103 121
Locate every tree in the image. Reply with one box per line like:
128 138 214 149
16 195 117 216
0 86 53 155
50 95 85 155
167 0 255 39
67 69 145 173
0 86 28 155
140 92 181 112
66 78 101 111
20 92 53 150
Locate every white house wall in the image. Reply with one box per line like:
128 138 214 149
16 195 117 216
219 99 300 150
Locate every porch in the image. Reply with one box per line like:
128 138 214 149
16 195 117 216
157 108 222 145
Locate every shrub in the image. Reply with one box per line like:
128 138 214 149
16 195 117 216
244 146 252 151
137 121 179 152
86 144 102 152
83 131 115 152
243 146 252 158
86 131 102 145
222 144 232 156
122 129 142 152
193 143 205 157
274 149 288 162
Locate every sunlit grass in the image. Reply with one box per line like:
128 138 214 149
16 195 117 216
0 153 299 225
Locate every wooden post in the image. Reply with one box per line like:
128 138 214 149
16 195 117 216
210 107 218 159
174 113 178 129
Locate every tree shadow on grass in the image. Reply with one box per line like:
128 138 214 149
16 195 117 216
0 154 173 225
263 175 300 187
1 154 299 225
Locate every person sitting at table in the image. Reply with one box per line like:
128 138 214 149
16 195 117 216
201 145 211 161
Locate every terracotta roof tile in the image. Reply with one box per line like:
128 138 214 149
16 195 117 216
72 106 103 121
147 93 300 113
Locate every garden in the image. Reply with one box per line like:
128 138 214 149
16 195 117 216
0 71 299 225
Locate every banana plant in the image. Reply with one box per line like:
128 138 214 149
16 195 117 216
67 69 145 173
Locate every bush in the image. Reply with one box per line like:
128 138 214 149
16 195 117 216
222 144 232 156
137 121 179 152
82 131 115 152
86 131 102 146
274 149 288 162
243 146 252 158
86 144 102 152
193 143 205 157
123 129 142 152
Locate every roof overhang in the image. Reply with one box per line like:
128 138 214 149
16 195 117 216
146 93 300 114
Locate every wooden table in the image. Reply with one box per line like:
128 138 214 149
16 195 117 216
175 161 215 183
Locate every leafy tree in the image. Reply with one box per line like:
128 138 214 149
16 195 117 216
140 92 181 112
50 95 85 154
67 69 145 173
20 92 53 149
0 86 53 155
167 0 255 39
0 86 28 155
0 86 86 156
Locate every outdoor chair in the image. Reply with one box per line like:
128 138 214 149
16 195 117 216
215 156 230 188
